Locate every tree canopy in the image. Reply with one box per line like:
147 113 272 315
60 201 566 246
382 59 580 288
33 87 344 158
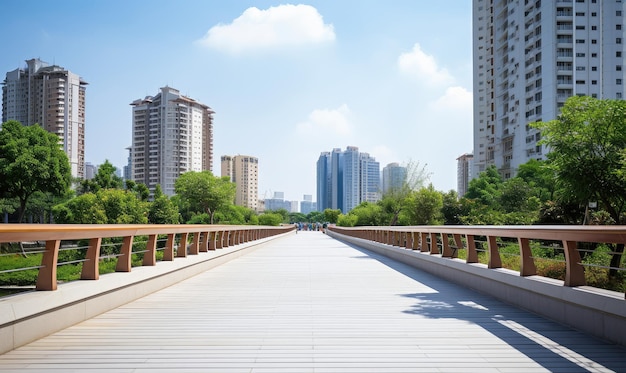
174 171 236 224
0 120 71 222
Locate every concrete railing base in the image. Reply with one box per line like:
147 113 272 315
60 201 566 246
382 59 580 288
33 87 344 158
328 230 626 346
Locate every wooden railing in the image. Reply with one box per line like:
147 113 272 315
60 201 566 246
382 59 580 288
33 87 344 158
328 225 626 298
0 224 294 291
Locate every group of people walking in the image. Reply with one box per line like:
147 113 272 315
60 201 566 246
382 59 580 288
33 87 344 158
295 222 327 232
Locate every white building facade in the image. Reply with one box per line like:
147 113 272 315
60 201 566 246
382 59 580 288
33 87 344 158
131 86 213 196
2 58 87 179
221 155 259 210
473 0 626 179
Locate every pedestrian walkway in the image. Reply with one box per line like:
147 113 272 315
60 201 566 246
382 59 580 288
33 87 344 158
0 231 624 372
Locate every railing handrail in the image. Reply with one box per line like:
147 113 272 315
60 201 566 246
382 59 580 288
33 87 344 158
327 225 626 298
0 224 294 291
0 224 285 242
351 225 626 243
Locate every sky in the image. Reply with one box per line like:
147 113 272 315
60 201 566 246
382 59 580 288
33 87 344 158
1 0 474 203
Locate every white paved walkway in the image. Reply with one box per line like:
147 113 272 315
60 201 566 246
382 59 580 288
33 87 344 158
0 231 624 372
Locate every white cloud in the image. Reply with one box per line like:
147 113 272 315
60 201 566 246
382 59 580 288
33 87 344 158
430 86 472 111
197 4 335 54
398 43 454 86
296 104 352 136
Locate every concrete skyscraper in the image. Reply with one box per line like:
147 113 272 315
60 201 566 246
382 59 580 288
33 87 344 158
221 155 259 210
472 0 625 179
382 162 407 195
131 86 213 197
2 58 87 179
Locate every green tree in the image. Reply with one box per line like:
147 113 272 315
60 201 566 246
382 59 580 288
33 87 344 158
174 171 236 224
0 120 71 222
348 202 383 226
79 160 123 194
337 213 358 227
534 96 626 274
306 211 325 223
404 184 443 225
258 212 283 226
441 190 463 225
380 160 430 225
534 96 626 223
148 185 179 224
288 212 307 223
53 193 107 224
323 208 341 224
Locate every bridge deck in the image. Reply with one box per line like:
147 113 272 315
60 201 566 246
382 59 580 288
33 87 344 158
0 231 624 372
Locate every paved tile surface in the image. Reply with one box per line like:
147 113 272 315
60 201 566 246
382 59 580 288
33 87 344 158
0 231 624 372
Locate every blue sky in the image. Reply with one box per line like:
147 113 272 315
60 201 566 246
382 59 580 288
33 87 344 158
1 0 473 202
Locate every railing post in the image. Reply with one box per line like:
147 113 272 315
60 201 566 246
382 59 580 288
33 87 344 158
207 231 216 250
216 231 224 249
487 235 502 268
430 233 439 255
452 234 463 259
420 232 429 252
177 232 189 257
223 231 230 247
36 239 60 291
563 240 586 286
81 237 102 280
441 234 453 257
163 234 175 261
189 232 200 255
411 232 419 250
143 234 157 266
116 235 134 272
200 232 209 252
465 234 478 263
518 237 537 276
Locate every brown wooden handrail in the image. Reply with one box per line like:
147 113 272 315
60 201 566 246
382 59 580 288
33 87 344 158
0 224 294 291
328 225 626 298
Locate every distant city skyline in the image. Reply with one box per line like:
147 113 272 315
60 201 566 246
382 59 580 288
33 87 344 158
1 1 473 202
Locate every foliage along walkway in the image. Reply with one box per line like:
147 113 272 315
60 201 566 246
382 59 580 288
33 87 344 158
0 231 624 372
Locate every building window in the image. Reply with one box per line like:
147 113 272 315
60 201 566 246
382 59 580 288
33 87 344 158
591 12 597 16
618 51 623 57
618 65 623 71
576 39 585 43
576 12 585 16
618 11 623 16
618 79 623 85
592 39 597 44
592 53 598 57
577 52 586 57
592 25 597 30
618 25 623 30
592 80 597 84
618 38 623 44
592 66 598 71
576 80 586 84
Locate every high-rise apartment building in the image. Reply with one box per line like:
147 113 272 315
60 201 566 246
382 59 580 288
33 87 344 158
316 151 332 211
317 146 381 214
2 58 87 178
472 0 625 179
131 86 213 196
456 153 474 197
382 162 407 195
221 155 259 210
